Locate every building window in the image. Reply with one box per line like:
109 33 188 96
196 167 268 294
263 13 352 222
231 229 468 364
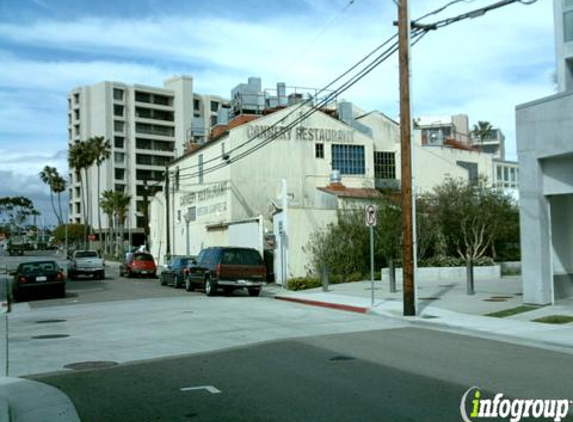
73 93 79 105
114 120 125 132
187 206 196 222
135 92 151 103
113 88 124 101
315 143 324 159
198 154 204 184
114 136 125 149
210 101 219 112
331 144 365 175
177 210 181 223
374 152 396 179
74 109 80 120
456 161 478 183
114 105 124 117
193 99 201 110
115 184 125 193
114 152 125 164
115 169 125 180
565 10 573 42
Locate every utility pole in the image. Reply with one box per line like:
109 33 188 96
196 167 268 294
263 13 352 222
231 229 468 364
398 0 416 316
165 165 171 259
142 177 150 250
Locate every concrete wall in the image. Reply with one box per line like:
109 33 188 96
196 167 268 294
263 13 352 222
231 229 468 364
381 265 501 282
517 91 573 304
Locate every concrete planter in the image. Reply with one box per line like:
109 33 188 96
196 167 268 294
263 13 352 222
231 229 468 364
381 265 501 282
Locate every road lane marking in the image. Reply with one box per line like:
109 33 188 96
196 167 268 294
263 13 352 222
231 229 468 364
180 386 221 394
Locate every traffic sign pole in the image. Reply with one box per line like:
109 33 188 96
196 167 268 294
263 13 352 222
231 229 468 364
370 225 374 307
365 205 377 307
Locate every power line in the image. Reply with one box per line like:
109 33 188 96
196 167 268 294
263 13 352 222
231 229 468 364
169 0 537 181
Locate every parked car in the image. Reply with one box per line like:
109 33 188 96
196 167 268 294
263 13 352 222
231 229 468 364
185 247 266 296
11 260 66 300
160 255 196 288
119 252 157 278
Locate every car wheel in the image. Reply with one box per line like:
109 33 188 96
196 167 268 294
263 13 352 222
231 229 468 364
205 278 216 297
173 275 180 288
184 278 194 292
57 284 66 298
127 270 133 278
160 274 167 286
248 288 261 297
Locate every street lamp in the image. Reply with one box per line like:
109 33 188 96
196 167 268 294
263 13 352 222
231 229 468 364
183 211 192 256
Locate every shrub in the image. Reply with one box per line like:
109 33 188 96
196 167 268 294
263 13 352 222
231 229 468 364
419 255 495 267
287 277 322 291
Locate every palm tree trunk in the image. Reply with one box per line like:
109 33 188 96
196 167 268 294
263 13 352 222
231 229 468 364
97 163 102 252
49 190 58 224
57 191 63 226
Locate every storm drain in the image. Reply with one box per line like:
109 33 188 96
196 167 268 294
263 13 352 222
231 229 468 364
422 315 439 319
419 297 440 301
329 355 356 362
32 334 70 340
491 296 513 299
35 319 67 324
64 361 118 371
484 297 508 302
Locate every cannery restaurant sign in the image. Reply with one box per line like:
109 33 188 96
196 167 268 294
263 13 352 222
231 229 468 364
246 124 354 143
180 181 228 207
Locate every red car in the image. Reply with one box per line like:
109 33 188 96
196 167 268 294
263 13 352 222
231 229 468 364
119 252 157 278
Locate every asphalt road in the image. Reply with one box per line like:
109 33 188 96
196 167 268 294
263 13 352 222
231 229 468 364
31 328 573 422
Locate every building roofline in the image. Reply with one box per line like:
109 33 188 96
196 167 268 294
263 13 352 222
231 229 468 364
516 90 573 110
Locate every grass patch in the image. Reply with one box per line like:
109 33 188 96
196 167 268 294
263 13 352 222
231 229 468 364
533 315 573 324
486 305 539 318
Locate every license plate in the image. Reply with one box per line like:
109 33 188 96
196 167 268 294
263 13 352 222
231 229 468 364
37 276 47 282
141 271 148 274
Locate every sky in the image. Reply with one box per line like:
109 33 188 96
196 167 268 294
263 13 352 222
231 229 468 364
0 0 555 226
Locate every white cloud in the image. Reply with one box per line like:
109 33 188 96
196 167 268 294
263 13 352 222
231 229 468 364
0 0 556 205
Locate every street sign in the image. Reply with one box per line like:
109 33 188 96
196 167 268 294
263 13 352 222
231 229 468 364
365 204 377 227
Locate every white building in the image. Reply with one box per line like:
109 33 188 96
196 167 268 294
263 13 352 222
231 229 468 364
149 99 497 281
67 75 228 245
515 0 573 304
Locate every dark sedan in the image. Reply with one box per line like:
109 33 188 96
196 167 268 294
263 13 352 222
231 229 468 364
11 260 66 300
160 256 195 288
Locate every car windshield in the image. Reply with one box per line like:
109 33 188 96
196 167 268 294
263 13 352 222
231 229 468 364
75 251 99 258
134 254 154 262
221 249 264 266
20 262 57 273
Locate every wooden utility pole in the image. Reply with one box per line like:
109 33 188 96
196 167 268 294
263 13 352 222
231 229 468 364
398 0 416 316
165 165 171 258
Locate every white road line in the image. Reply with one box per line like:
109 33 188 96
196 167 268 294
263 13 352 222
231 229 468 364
180 386 222 394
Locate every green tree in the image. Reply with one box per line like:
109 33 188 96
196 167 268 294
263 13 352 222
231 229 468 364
69 141 96 246
53 223 91 250
99 190 131 257
472 121 493 144
91 136 112 245
420 177 518 261
39 166 67 225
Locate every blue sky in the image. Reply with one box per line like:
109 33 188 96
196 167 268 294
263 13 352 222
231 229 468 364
0 0 555 225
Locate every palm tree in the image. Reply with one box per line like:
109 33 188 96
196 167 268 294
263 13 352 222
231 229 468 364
100 190 131 257
472 121 493 144
100 190 116 255
90 136 111 246
51 173 67 226
39 166 60 224
69 141 96 246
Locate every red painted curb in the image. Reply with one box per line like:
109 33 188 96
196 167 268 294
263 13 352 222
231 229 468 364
275 296 368 314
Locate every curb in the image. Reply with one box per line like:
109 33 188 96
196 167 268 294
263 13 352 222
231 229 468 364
275 296 368 314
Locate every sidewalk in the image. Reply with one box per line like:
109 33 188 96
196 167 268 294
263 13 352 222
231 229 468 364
274 277 573 352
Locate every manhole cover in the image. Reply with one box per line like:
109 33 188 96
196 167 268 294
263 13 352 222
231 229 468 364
35 319 67 324
329 355 356 362
419 297 440 301
32 334 70 340
484 297 507 302
64 361 118 370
